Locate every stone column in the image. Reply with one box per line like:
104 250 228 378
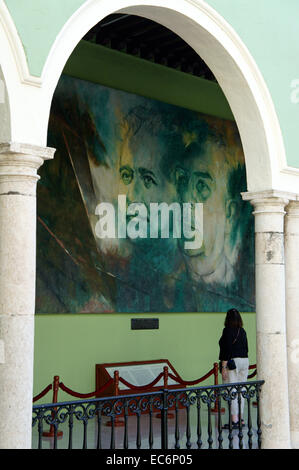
0 142 54 449
242 190 291 449
285 199 299 448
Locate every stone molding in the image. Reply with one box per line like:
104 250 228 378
0 141 55 159
241 189 299 203
0 142 55 192
286 200 299 217
241 190 295 234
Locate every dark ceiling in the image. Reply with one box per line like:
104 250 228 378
83 14 216 82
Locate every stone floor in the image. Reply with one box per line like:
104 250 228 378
32 404 260 450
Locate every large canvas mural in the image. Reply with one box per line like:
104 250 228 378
36 74 255 313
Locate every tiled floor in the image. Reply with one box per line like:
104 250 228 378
32 404 260 450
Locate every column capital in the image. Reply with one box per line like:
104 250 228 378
241 189 297 206
0 142 55 194
0 142 55 159
241 190 294 233
285 200 299 239
0 142 55 173
286 199 299 216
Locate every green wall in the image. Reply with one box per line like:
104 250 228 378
33 40 256 401
205 0 299 171
34 313 256 402
4 0 299 168
4 0 85 77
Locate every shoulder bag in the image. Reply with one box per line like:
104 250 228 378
227 328 240 370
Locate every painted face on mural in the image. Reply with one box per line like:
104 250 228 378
117 117 177 241
176 139 235 282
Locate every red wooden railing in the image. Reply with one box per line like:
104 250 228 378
248 363 257 379
33 375 114 436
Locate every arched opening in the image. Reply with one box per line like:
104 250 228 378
33 5 262 448
39 12 255 315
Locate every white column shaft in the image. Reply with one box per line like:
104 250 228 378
242 191 291 449
0 143 54 449
285 200 299 448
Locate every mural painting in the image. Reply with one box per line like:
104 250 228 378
36 75 255 313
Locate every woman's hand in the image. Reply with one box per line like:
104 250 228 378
221 368 228 381
221 361 228 381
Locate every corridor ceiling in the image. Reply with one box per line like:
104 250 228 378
84 13 216 81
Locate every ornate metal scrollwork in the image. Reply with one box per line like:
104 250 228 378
32 380 264 450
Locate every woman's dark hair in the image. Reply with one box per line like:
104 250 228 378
225 308 243 328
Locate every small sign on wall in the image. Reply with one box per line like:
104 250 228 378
131 318 159 330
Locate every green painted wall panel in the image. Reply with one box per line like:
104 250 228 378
33 312 256 402
204 0 299 170
5 0 86 77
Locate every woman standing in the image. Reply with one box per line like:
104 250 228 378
219 308 249 428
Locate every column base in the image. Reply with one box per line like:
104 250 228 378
290 431 299 449
262 438 291 449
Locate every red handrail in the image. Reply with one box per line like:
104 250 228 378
59 377 114 399
33 362 258 406
33 383 52 403
168 367 215 387
248 364 257 379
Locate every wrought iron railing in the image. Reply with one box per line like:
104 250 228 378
32 380 264 450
